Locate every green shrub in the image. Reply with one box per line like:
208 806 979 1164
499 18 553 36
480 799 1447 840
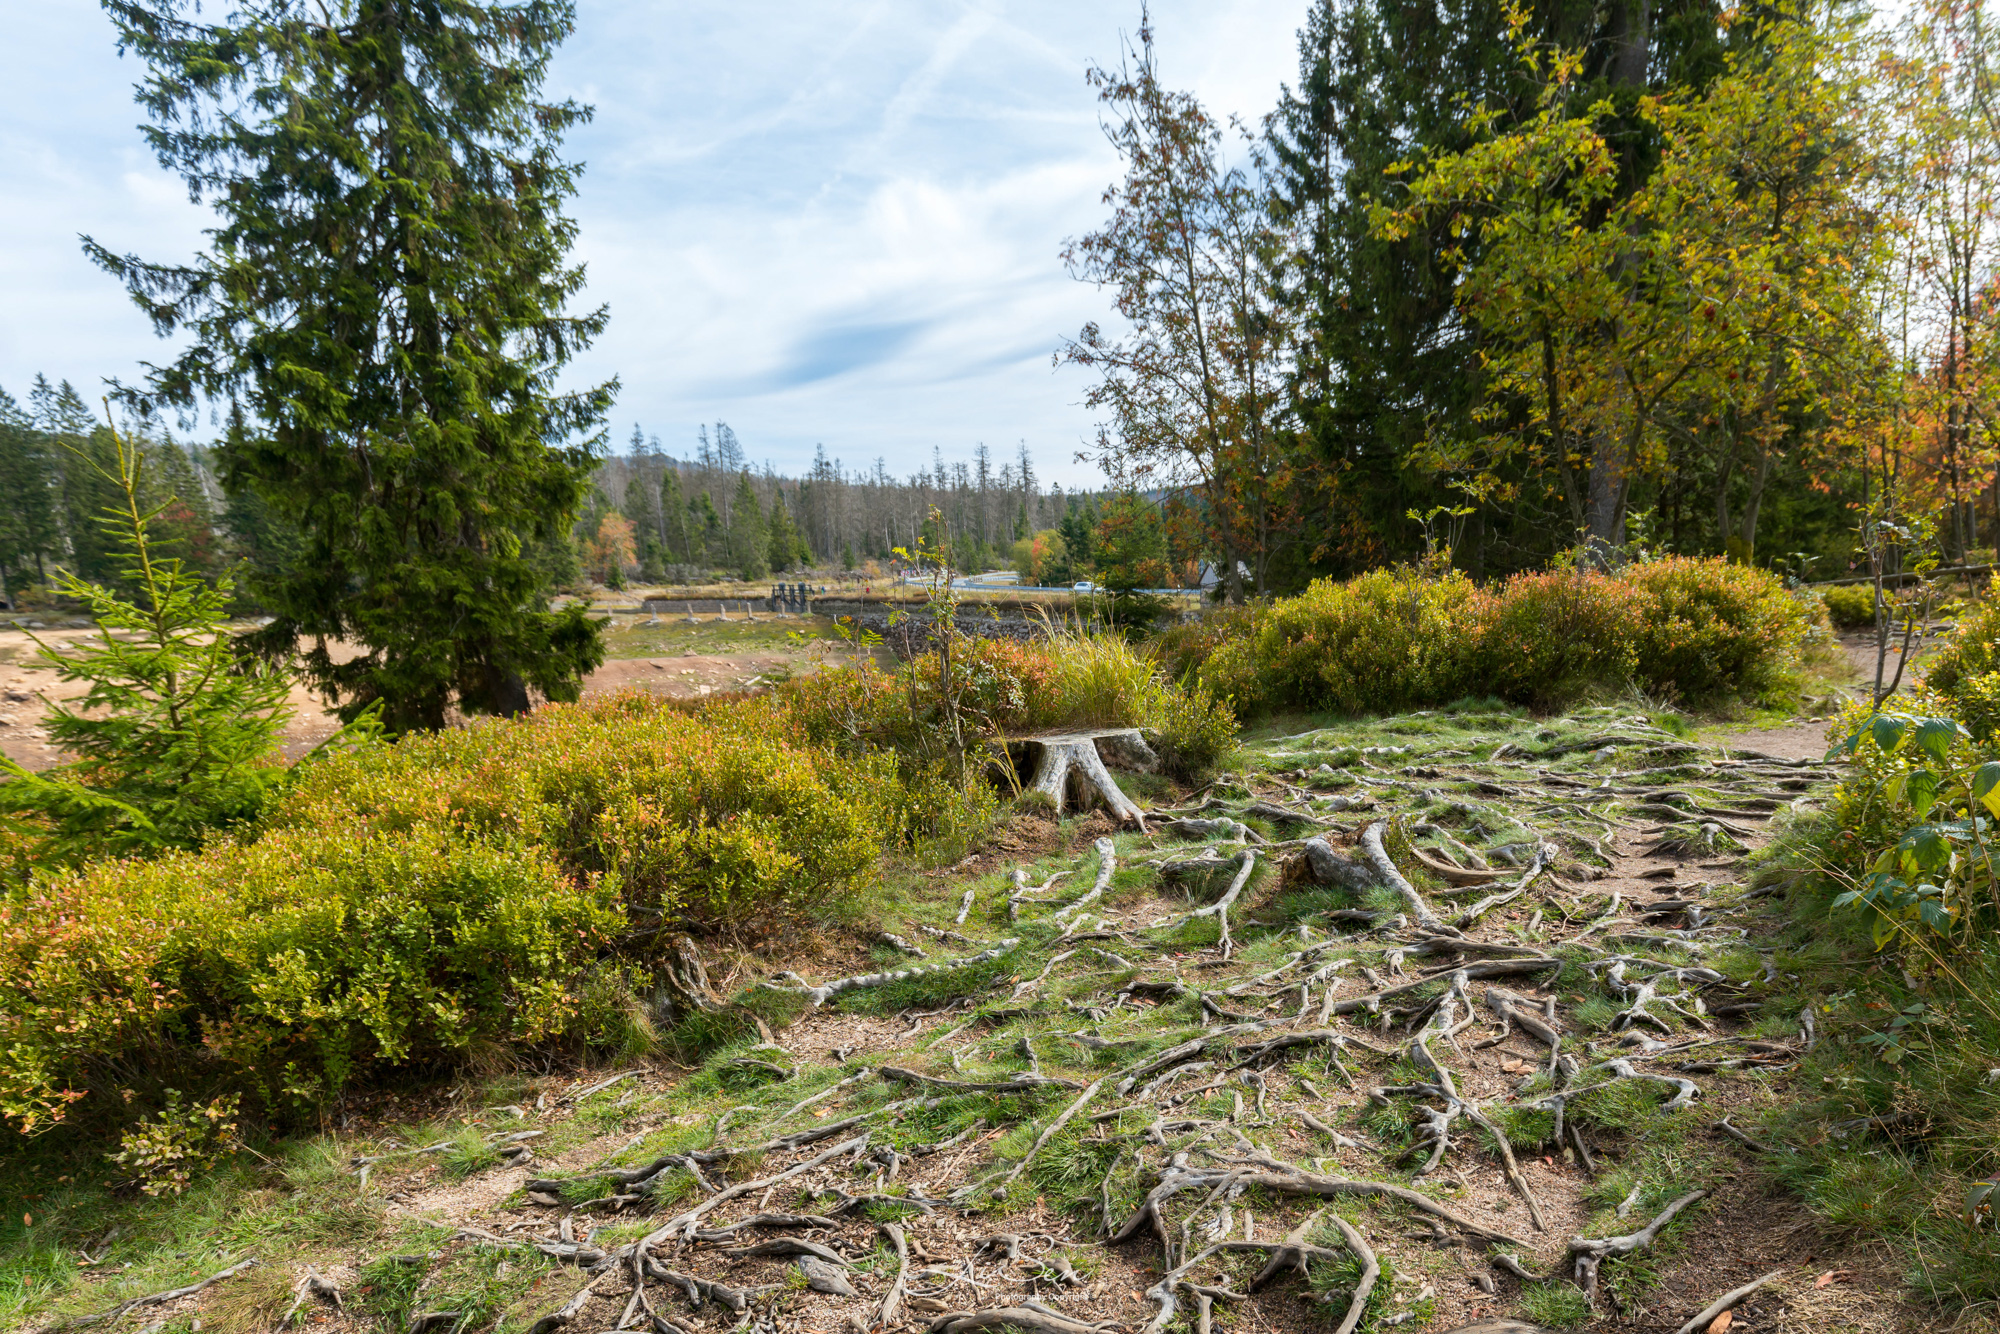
779 631 1164 746
1480 568 1642 705
1212 564 1489 715
1184 556 1806 716
1151 680 1238 783
1922 580 2000 740
0 824 620 1133
269 690 899 933
1821 582 1879 629
1153 604 1259 686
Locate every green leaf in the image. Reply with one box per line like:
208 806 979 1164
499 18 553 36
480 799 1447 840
1906 769 1939 819
1913 718 1961 765
1869 715 1908 753
1972 763 2000 819
1918 898 1953 933
1906 828 1951 872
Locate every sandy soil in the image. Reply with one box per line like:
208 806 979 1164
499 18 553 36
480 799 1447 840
0 616 867 773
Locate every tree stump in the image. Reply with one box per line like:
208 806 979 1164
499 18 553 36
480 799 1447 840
1006 729 1153 830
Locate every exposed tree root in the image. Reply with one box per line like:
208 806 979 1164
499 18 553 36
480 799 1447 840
764 941 1020 1008
1671 1268 1784 1334
1162 851 1257 956
1361 821 1447 930
53 1257 258 1332
1566 1189 1707 1305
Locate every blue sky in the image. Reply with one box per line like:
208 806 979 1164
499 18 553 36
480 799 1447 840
0 0 1308 486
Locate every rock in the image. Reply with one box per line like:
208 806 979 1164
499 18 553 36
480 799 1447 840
525 1191 561 1207
798 1255 857 1296
1302 836 1381 893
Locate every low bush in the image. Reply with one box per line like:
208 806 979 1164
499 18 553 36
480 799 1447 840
0 691 945 1136
1821 582 1879 629
1189 556 1808 715
1480 568 1642 707
1920 580 2000 740
0 823 620 1134
268 691 900 935
778 631 1168 750
1150 680 1238 783
1619 556 1810 702
1218 564 1491 715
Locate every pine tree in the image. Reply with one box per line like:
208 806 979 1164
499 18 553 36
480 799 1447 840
37 379 127 589
729 472 769 580
659 467 693 564
0 415 293 866
766 489 802 573
90 0 613 732
693 491 726 568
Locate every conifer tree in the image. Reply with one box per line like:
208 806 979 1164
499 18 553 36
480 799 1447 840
766 490 802 573
729 472 769 580
89 0 613 732
659 467 693 564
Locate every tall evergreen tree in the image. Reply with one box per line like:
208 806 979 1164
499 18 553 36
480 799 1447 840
729 472 769 580
89 0 614 732
766 489 803 573
660 467 693 563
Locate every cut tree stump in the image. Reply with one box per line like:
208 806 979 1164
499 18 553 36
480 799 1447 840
1006 730 1153 830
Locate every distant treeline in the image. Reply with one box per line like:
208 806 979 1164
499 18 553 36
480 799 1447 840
0 385 1143 602
583 422 1116 584
0 378 227 603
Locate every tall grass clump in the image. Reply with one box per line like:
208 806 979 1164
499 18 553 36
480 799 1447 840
1031 619 1166 728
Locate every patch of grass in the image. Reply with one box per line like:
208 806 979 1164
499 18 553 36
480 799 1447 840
1570 996 1621 1033
1516 1280 1592 1327
1489 1105 1554 1152
1565 1078 1669 1135
1304 1241 1395 1326
1025 1130 1126 1223
833 947 1019 1015
442 1127 502 1180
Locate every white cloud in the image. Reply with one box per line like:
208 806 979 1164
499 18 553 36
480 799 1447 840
0 0 1308 482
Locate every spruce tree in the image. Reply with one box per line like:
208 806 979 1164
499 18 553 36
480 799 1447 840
659 467 693 563
89 0 613 732
766 490 801 573
729 472 769 580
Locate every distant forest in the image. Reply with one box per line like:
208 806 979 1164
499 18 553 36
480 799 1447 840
0 378 1120 603
583 423 1121 586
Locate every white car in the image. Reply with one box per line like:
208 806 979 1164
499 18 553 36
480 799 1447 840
1071 580 1099 593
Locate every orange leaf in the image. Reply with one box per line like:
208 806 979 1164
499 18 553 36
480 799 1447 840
1706 1311 1732 1334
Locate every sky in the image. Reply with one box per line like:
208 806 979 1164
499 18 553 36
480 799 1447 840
0 0 1311 488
